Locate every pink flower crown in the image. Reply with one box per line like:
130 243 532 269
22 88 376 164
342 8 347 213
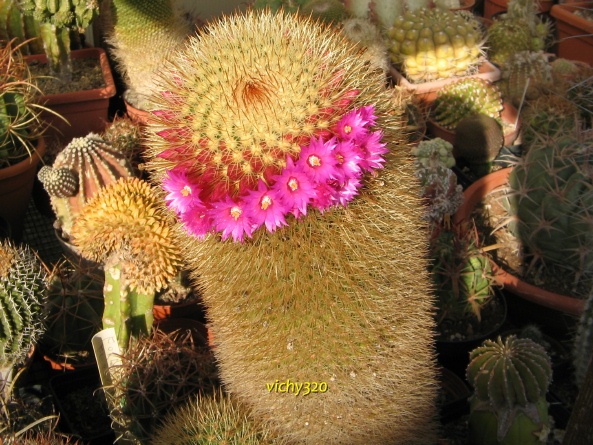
161 106 388 242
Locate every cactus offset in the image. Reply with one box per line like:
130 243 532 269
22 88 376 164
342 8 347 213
431 77 504 130
466 335 552 444
71 177 183 350
144 10 438 445
387 7 485 83
37 133 135 240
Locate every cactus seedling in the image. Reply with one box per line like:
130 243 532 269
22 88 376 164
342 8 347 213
466 335 552 444
71 177 184 350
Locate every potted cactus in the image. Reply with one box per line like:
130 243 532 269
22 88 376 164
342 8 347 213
550 2 593 67
466 335 553 444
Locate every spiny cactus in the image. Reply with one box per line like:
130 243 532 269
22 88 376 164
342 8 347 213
101 115 143 172
71 177 184 350
344 0 430 30
500 51 552 107
144 10 438 445
573 287 593 388
254 0 347 23
386 7 485 83
37 133 135 241
102 0 202 110
507 131 593 283
341 17 390 74
466 335 552 444
431 77 503 130
0 0 44 54
0 240 48 381
18 0 99 82
151 389 285 445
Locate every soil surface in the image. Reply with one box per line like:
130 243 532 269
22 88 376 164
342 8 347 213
28 57 105 95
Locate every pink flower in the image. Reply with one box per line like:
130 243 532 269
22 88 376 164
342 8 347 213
297 137 339 184
358 130 388 171
244 180 289 233
335 109 368 142
332 176 362 207
180 206 213 240
271 157 316 218
311 181 337 212
359 105 377 127
209 197 255 242
333 140 362 181
163 168 203 214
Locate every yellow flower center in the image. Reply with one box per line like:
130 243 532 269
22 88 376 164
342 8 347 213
260 195 272 210
181 185 192 197
230 206 242 220
343 124 352 134
308 155 321 167
288 178 299 192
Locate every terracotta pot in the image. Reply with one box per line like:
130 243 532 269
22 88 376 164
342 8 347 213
450 0 476 12
426 101 521 148
453 167 586 316
0 137 46 242
124 99 150 126
152 295 204 321
550 2 593 67
25 48 117 145
389 61 501 110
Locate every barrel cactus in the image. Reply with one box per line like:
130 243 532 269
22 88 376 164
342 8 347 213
71 177 184 351
386 7 485 83
37 133 135 241
466 335 552 444
454 113 504 176
144 10 438 445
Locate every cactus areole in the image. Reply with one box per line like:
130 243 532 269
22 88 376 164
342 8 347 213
146 11 392 243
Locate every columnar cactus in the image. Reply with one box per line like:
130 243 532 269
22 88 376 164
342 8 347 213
18 0 100 82
466 335 552 444
0 0 43 54
0 240 48 385
71 177 184 350
37 133 135 240
500 51 552 107
386 7 485 83
573 287 593 388
144 10 438 445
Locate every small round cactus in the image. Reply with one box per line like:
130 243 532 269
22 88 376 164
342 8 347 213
466 335 552 444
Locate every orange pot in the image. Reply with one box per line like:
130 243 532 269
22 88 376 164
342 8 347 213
124 99 150 126
550 2 593 67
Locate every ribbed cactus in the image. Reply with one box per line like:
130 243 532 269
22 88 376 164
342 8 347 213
500 51 552 107
431 77 503 130
573 287 593 388
507 132 593 281
18 0 99 82
102 0 201 110
71 177 184 350
37 133 135 240
0 240 48 382
151 389 285 445
344 0 430 30
0 0 43 54
387 7 485 83
466 335 552 444
144 10 438 445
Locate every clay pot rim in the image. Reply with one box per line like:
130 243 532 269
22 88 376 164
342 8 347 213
0 136 46 179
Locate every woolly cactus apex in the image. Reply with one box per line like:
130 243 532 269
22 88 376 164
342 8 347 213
466 335 552 444
144 10 438 445
37 133 134 240
500 51 552 107
573 288 593 388
0 240 48 374
71 177 184 349
151 389 285 445
387 7 485 83
431 78 504 130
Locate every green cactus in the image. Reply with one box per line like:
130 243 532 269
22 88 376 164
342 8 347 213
0 0 44 54
151 389 285 445
431 77 503 130
144 10 438 445
507 132 593 282
0 240 48 386
466 335 552 444
573 287 593 388
71 177 184 351
387 7 485 83
454 113 504 177
500 51 552 107
344 0 430 30
18 0 99 83
37 133 135 241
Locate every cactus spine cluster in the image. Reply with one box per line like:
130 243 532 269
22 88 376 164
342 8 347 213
144 10 438 445
0 240 48 384
466 335 552 444
18 0 99 82
500 51 552 108
37 133 134 241
386 7 485 83
71 177 184 350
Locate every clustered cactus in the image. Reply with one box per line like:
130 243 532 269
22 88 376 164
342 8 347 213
71 177 184 350
37 133 135 241
466 335 552 444
386 7 485 83
145 10 438 445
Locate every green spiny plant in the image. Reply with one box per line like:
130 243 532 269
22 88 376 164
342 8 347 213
71 177 184 351
101 0 202 110
454 113 504 177
106 324 220 444
0 0 44 54
507 130 593 285
573 287 593 388
341 17 389 74
101 115 143 172
431 77 503 130
37 133 135 241
0 240 48 389
18 0 99 83
466 335 552 444
144 10 438 445
150 388 284 445
254 0 347 23
500 51 552 108
344 0 430 30
386 7 485 83
565 65 593 129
